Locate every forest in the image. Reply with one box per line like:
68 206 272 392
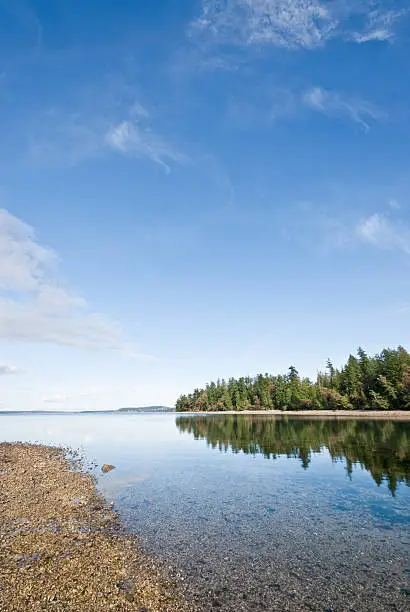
175 346 410 412
176 416 409 496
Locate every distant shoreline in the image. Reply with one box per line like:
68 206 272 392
0 408 175 415
1 409 409 419
178 410 410 419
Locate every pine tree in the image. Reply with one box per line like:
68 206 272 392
175 346 410 412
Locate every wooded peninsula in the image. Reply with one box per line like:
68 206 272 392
176 346 410 412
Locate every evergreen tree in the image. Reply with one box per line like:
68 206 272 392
175 347 410 413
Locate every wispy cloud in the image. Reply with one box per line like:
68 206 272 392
28 92 185 173
189 0 408 55
302 87 384 131
190 0 337 50
356 213 410 254
0 209 144 354
350 8 408 43
297 202 410 257
104 97 186 172
228 85 383 131
0 364 21 377
105 118 186 173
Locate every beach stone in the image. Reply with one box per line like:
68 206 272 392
101 464 116 473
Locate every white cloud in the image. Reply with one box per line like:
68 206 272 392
29 97 185 173
0 364 21 376
105 119 186 174
356 213 410 254
0 209 142 354
350 8 407 43
226 84 383 131
0 210 56 292
190 0 337 49
351 28 391 43
302 87 384 131
189 0 408 52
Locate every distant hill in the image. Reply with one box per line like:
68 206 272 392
0 406 175 415
116 406 174 413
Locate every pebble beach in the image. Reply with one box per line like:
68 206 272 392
0 443 189 612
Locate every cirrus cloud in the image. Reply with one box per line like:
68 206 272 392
105 118 186 174
350 8 408 43
28 88 185 173
302 86 385 131
356 213 410 254
189 0 409 52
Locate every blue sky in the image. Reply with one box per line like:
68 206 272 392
1 0 410 410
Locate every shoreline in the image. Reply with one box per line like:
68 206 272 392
0 443 189 611
178 410 410 419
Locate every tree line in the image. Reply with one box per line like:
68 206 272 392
175 346 410 412
176 416 409 495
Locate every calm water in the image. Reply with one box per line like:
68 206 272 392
0 413 409 611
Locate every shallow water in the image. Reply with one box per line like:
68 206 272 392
1 413 409 611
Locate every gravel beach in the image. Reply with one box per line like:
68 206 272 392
0 443 190 612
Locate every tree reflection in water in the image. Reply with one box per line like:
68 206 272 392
176 416 409 496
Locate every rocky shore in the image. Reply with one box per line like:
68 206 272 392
0 443 189 611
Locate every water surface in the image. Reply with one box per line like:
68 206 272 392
1 413 409 611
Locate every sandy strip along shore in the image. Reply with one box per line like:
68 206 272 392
0 443 190 611
188 410 410 419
